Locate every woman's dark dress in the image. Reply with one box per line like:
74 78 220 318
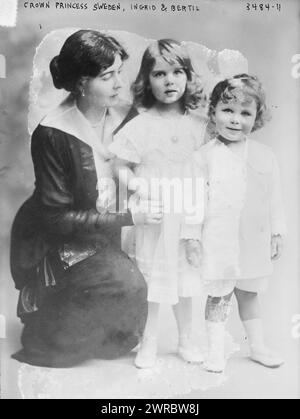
10 123 147 368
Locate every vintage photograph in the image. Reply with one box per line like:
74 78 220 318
0 0 299 399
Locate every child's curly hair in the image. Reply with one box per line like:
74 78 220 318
208 74 271 132
132 39 205 110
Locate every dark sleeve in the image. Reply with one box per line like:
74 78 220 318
31 126 133 236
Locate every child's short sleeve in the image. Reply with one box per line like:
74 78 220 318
109 115 147 164
269 152 287 236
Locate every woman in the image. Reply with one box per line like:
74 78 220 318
10 30 159 368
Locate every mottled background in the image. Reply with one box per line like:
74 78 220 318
0 0 299 399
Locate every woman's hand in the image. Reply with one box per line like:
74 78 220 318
185 239 202 268
129 196 163 225
271 234 283 260
96 181 117 214
128 178 150 201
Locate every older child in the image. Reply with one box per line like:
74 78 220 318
109 39 207 368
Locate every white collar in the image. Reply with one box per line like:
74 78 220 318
214 137 249 161
41 94 130 161
41 95 131 198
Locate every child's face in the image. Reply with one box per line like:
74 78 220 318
82 54 123 108
149 56 187 106
213 98 257 142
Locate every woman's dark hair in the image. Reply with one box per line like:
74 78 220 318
208 74 271 132
132 39 205 110
50 30 128 94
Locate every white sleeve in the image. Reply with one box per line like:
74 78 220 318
180 149 207 241
270 153 287 236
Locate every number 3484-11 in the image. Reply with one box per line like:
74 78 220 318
246 3 282 12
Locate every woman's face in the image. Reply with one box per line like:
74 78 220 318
83 54 124 108
149 56 187 106
214 98 257 142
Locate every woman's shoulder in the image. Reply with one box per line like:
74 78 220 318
32 124 71 144
31 125 77 159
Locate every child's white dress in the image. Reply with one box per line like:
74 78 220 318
195 138 287 297
109 110 207 304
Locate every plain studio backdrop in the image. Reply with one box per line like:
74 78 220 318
0 0 299 399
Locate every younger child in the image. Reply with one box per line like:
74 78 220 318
109 39 207 368
192 74 287 373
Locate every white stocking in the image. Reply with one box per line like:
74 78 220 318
172 297 193 342
143 302 160 339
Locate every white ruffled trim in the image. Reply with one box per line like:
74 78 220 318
109 134 141 164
